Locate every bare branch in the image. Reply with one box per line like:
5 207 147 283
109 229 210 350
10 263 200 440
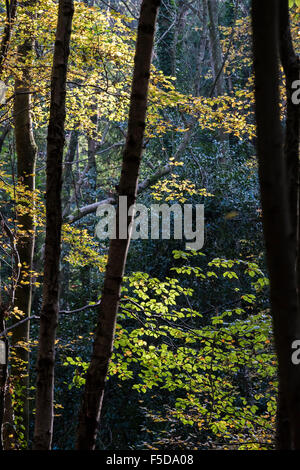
59 300 101 315
0 316 39 338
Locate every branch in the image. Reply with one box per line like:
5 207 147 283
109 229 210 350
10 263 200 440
0 316 39 338
59 300 101 315
66 117 197 225
137 164 171 192
66 164 173 224
66 197 116 224
0 301 103 337
156 18 177 45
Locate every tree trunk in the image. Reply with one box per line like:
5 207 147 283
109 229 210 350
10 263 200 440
62 129 79 216
0 125 10 154
252 0 300 450
157 0 175 76
76 0 160 450
206 0 229 158
275 0 300 449
12 4 38 442
61 129 79 310
0 306 7 450
206 0 225 96
86 110 98 204
278 0 300 292
194 1 208 96
0 0 17 77
33 0 74 450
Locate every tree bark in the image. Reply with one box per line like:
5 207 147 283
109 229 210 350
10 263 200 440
252 0 300 450
278 0 300 292
206 0 225 96
206 0 229 158
157 0 175 76
86 110 98 203
0 306 7 450
33 0 74 450
276 0 300 448
62 129 79 217
76 0 160 450
0 0 17 78
0 125 10 154
11 1 38 442
0 215 20 449
194 0 208 96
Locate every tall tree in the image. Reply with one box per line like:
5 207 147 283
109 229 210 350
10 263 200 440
205 0 229 157
0 275 8 450
206 0 225 96
278 0 300 293
86 110 98 203
76 0 161 450
12 0 37 443
157 0 175 76
0 0 17 78
276 0 300 448
252 0 300 449
33 0 74 450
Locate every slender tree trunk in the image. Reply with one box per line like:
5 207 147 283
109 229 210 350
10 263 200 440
157 0 175 160
278 0 300 291
33 0 74 450
62 129 79 217
0 125 10 154
252 0 300 450
0 218 20 449
206 0 229 158
61 129 79 310
157 0 175 76
276 0 300 449
206 0 225 96
0 306 7 450
76 0 160 450
0 0 17 78
86 110 98 203
195 1 208 96
12 4 38 442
